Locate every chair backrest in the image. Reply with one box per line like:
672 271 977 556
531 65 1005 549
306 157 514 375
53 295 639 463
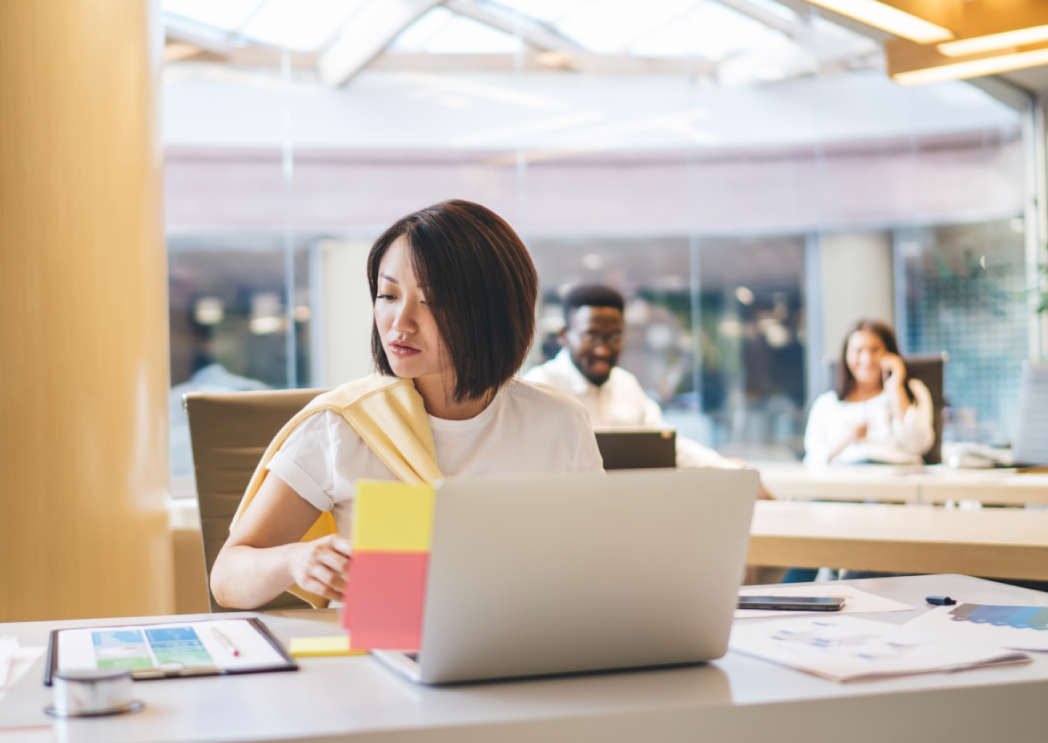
185 387 325 612
824 352 947 465
902 353 947 465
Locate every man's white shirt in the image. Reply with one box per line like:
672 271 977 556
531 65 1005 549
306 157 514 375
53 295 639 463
523 349 728 468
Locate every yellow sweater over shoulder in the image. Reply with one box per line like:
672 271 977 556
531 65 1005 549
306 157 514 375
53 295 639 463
231 374 443 607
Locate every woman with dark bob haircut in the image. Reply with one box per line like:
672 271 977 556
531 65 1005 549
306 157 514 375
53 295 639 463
210 200 603 609
803 318 934 465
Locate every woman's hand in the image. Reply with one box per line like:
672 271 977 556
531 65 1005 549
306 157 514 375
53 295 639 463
880 353 906 388
880 353 913 417
288 535 353 603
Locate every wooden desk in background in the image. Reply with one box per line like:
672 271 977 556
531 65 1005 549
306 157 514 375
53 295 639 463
758 462 1048 506
748 500 1048 580
170 465 1048 613
2 575 1047 743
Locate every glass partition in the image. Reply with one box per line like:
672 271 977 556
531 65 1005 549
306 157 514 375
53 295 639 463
161 0 1032 483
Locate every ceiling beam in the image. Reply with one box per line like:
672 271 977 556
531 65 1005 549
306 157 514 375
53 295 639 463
163 41 208 64
317 0 441 87
967 75 1036 112
443 0 587 53
710 0 805 39
369 51 717 76
770 0 815 17
163 13 241 57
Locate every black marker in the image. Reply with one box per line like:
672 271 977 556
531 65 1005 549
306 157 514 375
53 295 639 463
925 595 956 606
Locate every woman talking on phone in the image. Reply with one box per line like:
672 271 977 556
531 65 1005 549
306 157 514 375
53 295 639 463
803 319 934 466
209 200 603 610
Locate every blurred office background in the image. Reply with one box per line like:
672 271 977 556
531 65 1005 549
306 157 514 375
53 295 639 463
162 0 1045 480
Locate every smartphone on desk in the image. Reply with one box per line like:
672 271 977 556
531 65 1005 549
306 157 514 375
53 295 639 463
738 595 845 611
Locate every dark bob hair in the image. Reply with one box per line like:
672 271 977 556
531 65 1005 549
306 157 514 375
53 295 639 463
367 199 538 402
561 284 624 326
835 318 915 403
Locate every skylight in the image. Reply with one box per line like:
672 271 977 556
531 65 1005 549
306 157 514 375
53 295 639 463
163 0 262 31
240 0 369 51
161 0 883 88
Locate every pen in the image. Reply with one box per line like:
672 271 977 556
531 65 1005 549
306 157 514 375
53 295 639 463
925 595 956 606
210 626 240 657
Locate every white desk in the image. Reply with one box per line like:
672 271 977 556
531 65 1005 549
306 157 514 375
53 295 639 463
758 462 1048 506
2 575 1048 742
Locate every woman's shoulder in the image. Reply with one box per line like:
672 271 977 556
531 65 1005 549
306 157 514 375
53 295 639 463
282 408 360 445
810 390 841 409
502 378 592 423
317 374 408 408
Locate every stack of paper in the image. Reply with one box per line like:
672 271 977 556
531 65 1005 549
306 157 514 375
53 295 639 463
0 636 45 702
343 480 435 650
730 615 1030 682
0 636 15 689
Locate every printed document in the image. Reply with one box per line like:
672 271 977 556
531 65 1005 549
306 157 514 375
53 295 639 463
730 615 1029 682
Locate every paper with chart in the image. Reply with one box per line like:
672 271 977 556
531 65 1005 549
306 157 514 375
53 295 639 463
729 615 1030 682
903 604 1048 652
736 583 913 618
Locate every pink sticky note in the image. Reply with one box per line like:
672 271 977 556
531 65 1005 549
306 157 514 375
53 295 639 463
343 551 429 650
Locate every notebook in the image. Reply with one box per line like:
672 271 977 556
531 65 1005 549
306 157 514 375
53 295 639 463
370 467 758 684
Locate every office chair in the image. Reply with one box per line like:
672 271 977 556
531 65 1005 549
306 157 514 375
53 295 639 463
185 387 324 612
902 353 947 465
824 352 947 465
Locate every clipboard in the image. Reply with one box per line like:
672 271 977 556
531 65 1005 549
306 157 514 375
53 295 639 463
45 617 297 685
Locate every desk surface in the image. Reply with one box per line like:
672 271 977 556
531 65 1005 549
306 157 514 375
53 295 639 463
749 501 1048 579
3 574 1048 743
758 462 1048 505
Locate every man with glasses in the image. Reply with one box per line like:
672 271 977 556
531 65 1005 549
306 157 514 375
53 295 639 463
524 284 729 468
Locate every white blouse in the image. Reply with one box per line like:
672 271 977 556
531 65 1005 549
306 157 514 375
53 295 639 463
523 349 728 468
803 379 935 465
266 378 605 536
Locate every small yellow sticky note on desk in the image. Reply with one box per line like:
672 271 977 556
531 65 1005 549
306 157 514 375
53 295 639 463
288 635 368 657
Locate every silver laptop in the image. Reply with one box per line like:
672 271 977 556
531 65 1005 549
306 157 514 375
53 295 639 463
594 429 676 469
372 467 758 684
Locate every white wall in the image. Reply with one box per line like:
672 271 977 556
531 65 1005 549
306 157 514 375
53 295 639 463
165 134 1024 237
312 238 374 386
820 231 895 359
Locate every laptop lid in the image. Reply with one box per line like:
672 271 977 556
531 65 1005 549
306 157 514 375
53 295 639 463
1013 362 1048 466
594 429 676 469
403 468 756 684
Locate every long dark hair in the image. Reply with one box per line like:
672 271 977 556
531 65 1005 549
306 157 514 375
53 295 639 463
367 200 538 402
835 319 915 403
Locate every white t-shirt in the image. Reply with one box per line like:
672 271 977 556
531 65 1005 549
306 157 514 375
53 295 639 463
803 379 935 466
523 349 727 468
267 378 604 535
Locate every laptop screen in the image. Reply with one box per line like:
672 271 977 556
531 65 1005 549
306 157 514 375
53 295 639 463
1014 362 1048 466
594 430 676 470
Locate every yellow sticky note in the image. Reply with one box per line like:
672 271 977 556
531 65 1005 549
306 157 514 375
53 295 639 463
353 480 435 552
288 635 367 657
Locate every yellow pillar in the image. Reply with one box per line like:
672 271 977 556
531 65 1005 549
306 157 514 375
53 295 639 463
0 1 173 620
